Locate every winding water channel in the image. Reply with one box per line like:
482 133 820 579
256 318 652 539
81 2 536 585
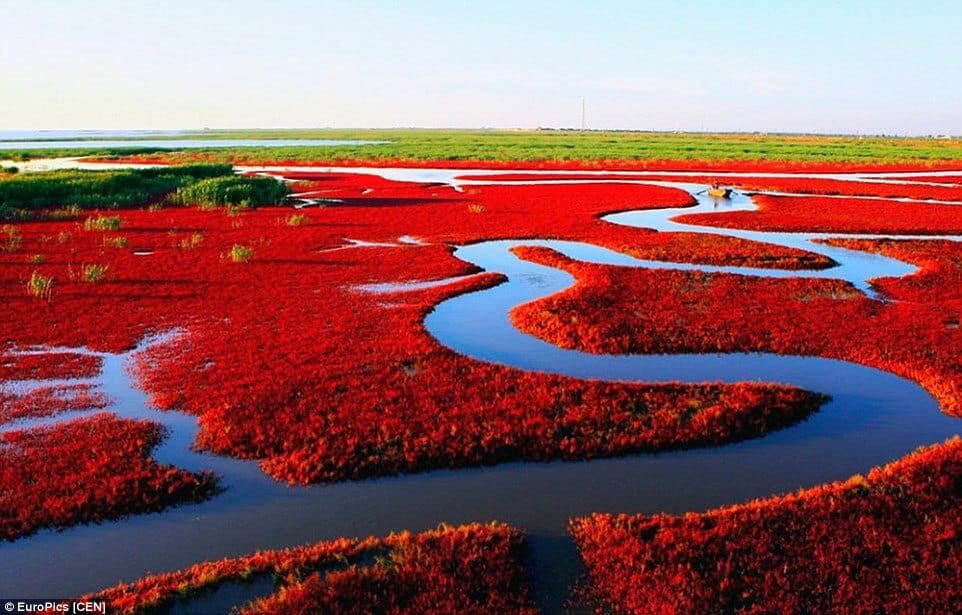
1 166 961 612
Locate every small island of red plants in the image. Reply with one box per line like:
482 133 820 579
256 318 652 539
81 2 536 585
86 523 536 615
570 436 962 613
0 383 108 425
509 240 962 416
0 350 102 381
0 414 216 541
676 193 962 234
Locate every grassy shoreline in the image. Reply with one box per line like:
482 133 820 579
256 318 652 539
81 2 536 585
2 129 962 165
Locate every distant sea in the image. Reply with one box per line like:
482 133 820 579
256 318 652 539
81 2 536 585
0 131 385 150
0 130 194 140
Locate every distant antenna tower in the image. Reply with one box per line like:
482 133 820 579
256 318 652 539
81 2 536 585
581 98 587 131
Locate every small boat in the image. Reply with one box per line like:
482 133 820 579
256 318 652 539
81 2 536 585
707 187 732 199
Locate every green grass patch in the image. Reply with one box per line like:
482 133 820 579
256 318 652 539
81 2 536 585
80 129 962 166
0 146 175 162
172 175 289 209
0 164 234 220
6 129 962 165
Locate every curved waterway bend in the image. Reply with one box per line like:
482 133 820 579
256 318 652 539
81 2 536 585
1 170 960 613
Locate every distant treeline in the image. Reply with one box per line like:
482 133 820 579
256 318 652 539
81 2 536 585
0 164 289 220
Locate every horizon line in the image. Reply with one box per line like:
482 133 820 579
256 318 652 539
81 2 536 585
1 127 959 140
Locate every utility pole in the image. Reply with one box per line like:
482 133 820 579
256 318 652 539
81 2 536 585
581 98 587 131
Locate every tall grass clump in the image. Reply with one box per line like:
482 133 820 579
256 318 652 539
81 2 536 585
178 233 204 250
227 244 254 263
83 215 122 231
2 224 22 252
26 271 53 299
285 213 308 226
172 175 289 210
79 263 109 283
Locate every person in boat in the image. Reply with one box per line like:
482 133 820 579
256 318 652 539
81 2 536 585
707 180 731 203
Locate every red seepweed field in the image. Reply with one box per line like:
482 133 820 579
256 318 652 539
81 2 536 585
2 157 962 613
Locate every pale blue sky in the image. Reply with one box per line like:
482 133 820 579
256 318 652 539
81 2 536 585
1 0 960 134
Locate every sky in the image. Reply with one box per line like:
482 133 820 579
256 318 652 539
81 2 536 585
1 0 960 134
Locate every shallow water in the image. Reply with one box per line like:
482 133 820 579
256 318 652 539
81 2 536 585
1 165 961 612
0 130 193 140
0 139 385 150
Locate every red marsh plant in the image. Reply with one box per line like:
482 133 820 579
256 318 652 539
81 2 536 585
571 437 962 614
0 414 216 541
85 523 536 615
